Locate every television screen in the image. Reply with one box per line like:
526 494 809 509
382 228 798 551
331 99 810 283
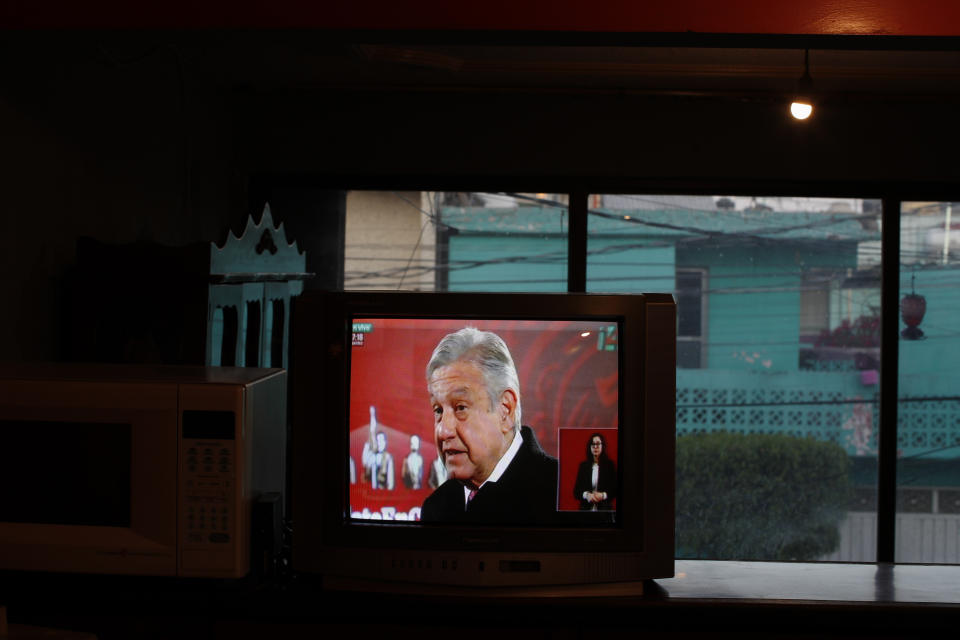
347 317 622 525
292 291 676 587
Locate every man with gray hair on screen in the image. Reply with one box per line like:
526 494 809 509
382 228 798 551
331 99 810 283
420 327 558 523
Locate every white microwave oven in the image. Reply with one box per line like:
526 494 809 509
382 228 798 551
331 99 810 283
0 363 286 578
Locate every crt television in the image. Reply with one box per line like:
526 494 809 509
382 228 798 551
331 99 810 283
292 291 675 587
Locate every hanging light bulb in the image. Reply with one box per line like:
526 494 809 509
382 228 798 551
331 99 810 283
790 101 813 120
790 49 814 120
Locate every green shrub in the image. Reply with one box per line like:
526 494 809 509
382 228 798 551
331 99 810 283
676 431 852 560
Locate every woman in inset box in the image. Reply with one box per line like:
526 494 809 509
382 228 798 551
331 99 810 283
574 432 617 511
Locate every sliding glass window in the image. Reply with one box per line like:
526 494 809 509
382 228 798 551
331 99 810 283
344 191 568 292
340 189 959 565
586 194 882 561
897 202 960 563
343 191 439 291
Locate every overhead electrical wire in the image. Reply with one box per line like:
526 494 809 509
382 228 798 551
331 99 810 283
343 191 960 300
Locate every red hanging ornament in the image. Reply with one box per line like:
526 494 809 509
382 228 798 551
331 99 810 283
901 275 926 340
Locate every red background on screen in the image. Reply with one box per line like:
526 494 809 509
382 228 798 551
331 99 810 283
347 318 621 519
557 427 619 512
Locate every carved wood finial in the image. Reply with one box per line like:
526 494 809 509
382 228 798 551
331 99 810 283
210 202 306 276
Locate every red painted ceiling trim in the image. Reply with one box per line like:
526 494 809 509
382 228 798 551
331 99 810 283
3 0 960 37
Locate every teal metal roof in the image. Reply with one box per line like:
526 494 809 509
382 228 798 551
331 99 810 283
440 206 569 235
440 206 881 243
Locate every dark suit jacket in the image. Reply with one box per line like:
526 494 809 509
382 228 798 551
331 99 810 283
573 458 617 510
420 426 558 524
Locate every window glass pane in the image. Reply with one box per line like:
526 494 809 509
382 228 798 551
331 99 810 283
588 194 881 561
676 270 705 338
897 201 960 564
344 191 439 291
344 191 568 292
441 192 568 292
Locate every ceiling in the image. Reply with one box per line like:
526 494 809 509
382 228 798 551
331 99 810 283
12 32 960 102
164 36 959 96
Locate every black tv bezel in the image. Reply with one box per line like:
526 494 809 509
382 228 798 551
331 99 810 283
292 290 675 578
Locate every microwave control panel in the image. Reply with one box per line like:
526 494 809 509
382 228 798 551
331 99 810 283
182 439 234 544
179 407 240 577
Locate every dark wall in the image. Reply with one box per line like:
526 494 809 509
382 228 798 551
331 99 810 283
3 33 958 361
1 37 239 361
241 88 960 185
